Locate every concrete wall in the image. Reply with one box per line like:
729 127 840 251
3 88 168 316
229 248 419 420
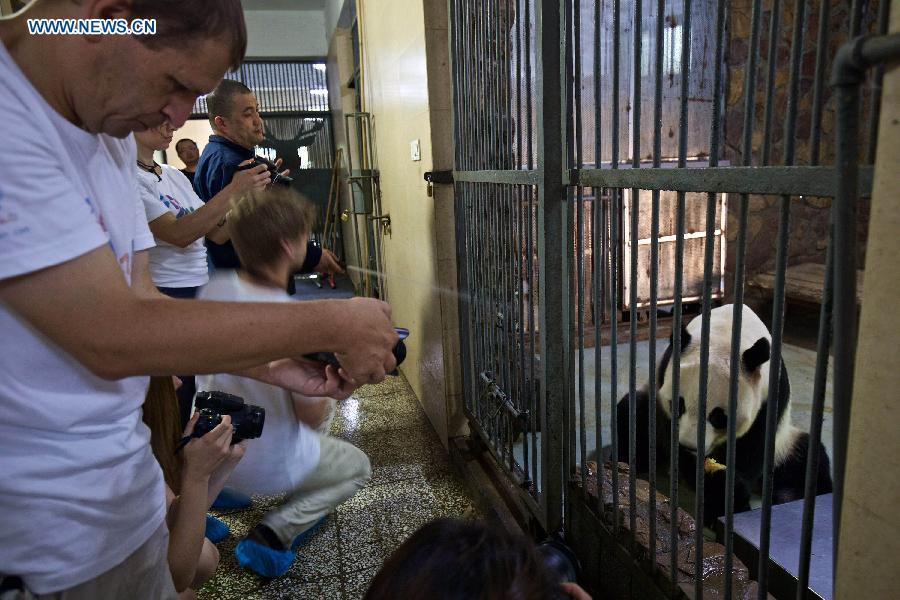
351 0 463 446
244 10 328 58
835 6 900 596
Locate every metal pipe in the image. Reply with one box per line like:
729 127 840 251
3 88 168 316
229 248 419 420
830 30 900 575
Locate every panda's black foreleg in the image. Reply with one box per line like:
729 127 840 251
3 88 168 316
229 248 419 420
772 431 833 504
676 447 752 528
615 389 659 474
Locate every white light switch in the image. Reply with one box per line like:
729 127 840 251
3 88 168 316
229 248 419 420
410 139 421 161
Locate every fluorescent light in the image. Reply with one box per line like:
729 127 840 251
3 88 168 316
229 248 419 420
309 89 328 95
313 64 327 72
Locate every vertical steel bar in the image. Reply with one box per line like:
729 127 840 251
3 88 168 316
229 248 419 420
849 0 863 37
648 0 664 568
867 0 890 163
535 0 567 533
564 0 576 510
725 0 763 591
628 0 643 548
505 9 516 462
760 0 782 166
515 0 532 485
574 0 589 499
525 0 537 489
808 0 831 166
609 0 622 532
795 217 833 600
592 0 604 518
756 197 792 600
758 0 804 593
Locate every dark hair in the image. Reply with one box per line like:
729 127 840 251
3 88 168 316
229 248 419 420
364 519 562 600
205 79 254 128
130 0 247 71
175 138 197 152
142 376 183 494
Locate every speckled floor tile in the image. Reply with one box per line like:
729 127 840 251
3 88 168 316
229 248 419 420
343 566 381 599
332 392 429 436
197 371 480 599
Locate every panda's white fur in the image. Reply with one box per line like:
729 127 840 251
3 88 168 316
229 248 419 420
657 304 799 459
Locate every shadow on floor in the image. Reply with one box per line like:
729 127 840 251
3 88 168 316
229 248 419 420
198 373 480 600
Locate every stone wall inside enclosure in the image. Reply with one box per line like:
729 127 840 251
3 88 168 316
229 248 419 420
722 0 881 303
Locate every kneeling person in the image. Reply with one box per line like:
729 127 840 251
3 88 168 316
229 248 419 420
196 189 371 578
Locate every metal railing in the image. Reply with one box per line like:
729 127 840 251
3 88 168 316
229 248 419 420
448 0 896 598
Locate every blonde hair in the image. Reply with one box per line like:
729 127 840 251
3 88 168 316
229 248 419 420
229 187 317 275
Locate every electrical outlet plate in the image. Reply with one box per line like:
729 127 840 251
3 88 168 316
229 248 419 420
410 139 421 161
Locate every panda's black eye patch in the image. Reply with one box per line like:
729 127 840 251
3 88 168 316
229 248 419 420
678 396 686 418
708 407 728 430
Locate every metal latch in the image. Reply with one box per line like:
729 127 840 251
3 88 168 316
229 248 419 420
424 171 453 197
424 170 454 184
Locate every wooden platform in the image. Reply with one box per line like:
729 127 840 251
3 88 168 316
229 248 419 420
748 262 864 306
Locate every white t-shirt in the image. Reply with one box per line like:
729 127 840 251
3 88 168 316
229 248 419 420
196 272 321 495
0 43 165 594
137 164 209 288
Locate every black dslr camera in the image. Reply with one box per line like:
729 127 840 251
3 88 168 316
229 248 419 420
235 155 294 187
192 391 266 444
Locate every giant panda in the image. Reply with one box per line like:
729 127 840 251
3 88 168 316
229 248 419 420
615 303 833 527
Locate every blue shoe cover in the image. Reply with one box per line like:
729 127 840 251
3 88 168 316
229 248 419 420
211 487 252 510
235 539 295 578
290 517 327 551
205 514 230 543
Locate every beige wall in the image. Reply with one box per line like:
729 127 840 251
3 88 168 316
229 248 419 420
356 0 463 446
162 119 214 170
835 7 900 597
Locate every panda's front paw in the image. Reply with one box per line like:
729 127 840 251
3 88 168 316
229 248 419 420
701 469 752 528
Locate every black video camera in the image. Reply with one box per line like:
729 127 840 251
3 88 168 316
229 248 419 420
303 327 408 376
192 391 266 444
235 155 294 187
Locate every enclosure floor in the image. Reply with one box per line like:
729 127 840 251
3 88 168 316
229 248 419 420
514 336 835 491
198 373 479 600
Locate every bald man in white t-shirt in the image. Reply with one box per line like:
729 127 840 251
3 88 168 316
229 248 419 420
0 2 397 597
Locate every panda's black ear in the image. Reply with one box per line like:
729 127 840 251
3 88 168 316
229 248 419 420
742 337 771 373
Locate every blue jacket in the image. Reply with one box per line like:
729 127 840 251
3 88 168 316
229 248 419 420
194 134 322 271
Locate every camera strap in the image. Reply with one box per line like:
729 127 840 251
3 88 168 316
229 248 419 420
174 435 193 455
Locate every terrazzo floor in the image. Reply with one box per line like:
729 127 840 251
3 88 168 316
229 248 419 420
198 373 480 600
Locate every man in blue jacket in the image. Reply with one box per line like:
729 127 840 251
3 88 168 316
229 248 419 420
194 79 341 274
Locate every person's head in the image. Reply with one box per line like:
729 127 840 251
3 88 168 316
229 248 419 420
205 79 264 149
363 519 565 600
175 138 200 166
142 376 183 494
134 121 176 153
229 187 317 280
15 0 247 137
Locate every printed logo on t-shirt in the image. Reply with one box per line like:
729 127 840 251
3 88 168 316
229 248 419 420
159 193 195 219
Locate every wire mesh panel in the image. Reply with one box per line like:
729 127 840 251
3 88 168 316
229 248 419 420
191 60 330 116
449 0 890 597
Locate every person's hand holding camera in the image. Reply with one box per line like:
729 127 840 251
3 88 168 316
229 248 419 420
228 159 271 198
181 412 233 483
333 297 398 385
